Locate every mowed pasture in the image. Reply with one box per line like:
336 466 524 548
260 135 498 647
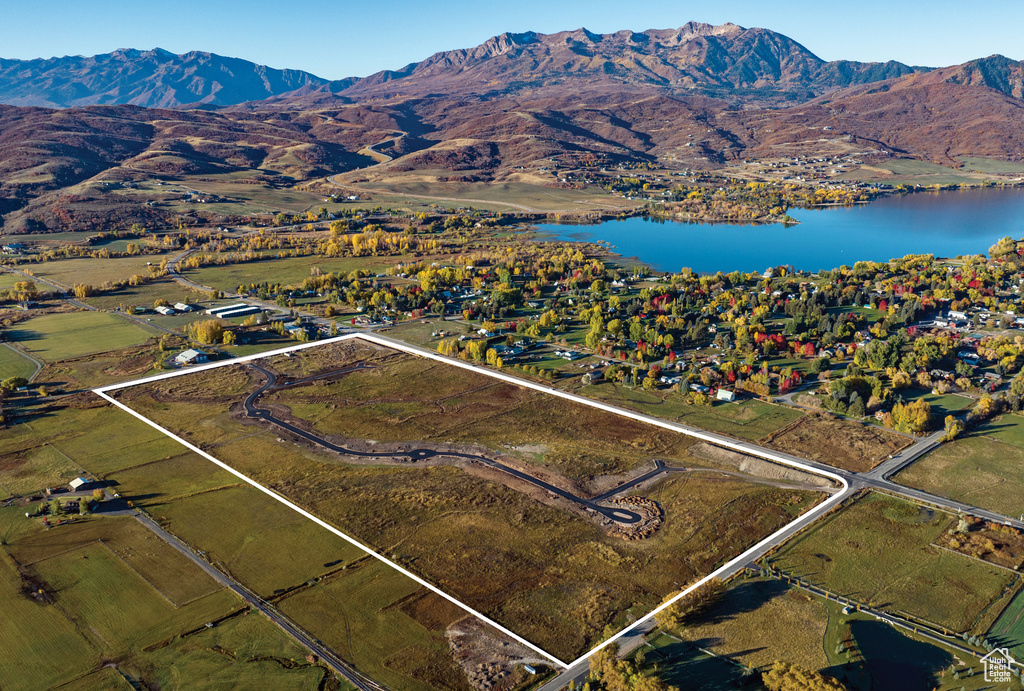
146 485 366 598
25 253 172 287
134 609 329 690
124 482 473 691
0 551 98 691
0 509 305 690
10 516 222 607
277 562 472 691
990 587 1024 660
31 543 239 655
183 254 393 293
581 380 804 442
115 339 826 660
0 400 186 494
7 311 157 361
0 345 38 381
353 179 639 212
769 493 1015 633
897 414 1024 518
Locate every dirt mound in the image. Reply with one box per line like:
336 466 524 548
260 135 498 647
689 442 832 487
446 617 550 691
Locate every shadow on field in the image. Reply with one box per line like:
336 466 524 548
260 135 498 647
650 641 748 690
4 328 42 344
701 579 790 625
823 619 955 691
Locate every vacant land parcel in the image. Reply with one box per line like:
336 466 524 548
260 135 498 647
769 493 1016 634
108 336 831 662
897 414 1024 518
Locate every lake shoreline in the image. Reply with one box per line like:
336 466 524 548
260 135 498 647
529 186 1024 274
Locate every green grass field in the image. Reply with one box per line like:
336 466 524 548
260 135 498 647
354 180 638 213
81 277 207 312
672 578 830 672
26 254 172 287
0 402 188 496
147 486 365 598
899 389 975 419
0 551 99 691
580 382 804 441
132 610 329 689
769 493 1015 633
0 345 38 381
990 586 1024 661
277 561 471 691
11 517 222 607
1 526 328 690
184 254 393 292
31 542 239 653
957 157 1024 174
7 311 157 361
842 159 981 186
896 414 1024 517
108 452 244 505
650 575 995 690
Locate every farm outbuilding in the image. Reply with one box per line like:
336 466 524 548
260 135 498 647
68 477 93 492
175 349 208 366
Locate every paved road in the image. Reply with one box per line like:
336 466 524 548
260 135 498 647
132 511 383 691
1 342 43 382
245 362 650 524
357 332 1024 688
863 429 945 480
0 265 181 338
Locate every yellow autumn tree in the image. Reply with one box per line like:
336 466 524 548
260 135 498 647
762 661 848 691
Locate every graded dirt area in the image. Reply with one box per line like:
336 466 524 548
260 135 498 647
762 413 912 472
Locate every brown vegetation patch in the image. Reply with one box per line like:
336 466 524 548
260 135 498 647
383 642 472 691
394 590 469 632
762 413 912 472
937 517 1024 570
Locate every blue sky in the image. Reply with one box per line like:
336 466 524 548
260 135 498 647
1 0 1020 80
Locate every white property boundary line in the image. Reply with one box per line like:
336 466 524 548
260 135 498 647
95 332 851 670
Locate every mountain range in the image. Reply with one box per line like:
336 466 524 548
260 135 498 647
0 48 329 108
0 23 937 108
2 22 1024 233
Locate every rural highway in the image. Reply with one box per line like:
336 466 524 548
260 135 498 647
164 248 351 337
131 512 384 691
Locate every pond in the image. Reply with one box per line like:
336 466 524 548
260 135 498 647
535 186 1024 273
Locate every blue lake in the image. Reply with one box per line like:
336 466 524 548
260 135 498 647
534 187 1024 274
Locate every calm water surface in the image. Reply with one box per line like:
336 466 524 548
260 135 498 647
535 187 1024 273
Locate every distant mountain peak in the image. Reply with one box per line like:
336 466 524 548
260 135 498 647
338 22 927 103
0 48 329 108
